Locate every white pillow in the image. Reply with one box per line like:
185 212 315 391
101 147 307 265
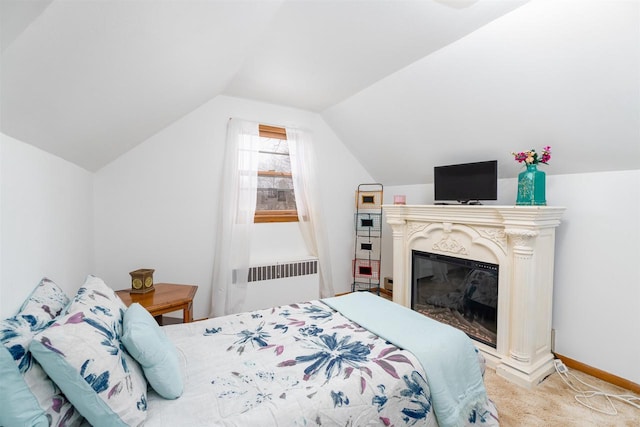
19 277 70 319
30 276 147 427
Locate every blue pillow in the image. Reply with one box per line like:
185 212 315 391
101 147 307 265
0 343 49 426
30 275 147 427
0 278 82 427
122 303 184 399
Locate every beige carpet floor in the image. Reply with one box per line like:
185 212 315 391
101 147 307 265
484 367 640 426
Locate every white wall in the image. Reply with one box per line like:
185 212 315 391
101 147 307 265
0 133 94 316
550 170 640 386
383 169 640 385
93 95 373 319
240 274 320 314
323 0 639 185
0 133 3 314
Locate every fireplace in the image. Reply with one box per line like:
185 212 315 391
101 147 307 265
384 204 565 388
412 250 498 348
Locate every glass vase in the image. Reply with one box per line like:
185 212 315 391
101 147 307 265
516 164 546 206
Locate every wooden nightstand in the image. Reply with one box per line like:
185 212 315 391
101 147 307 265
116 283 198 324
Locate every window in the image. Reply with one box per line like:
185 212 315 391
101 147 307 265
255 124 298 223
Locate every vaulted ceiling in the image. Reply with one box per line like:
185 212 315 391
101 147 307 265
2 0 638 183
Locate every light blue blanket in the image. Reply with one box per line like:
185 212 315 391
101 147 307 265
322 291 487 427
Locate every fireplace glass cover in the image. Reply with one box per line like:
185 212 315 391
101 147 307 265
411 250 498 348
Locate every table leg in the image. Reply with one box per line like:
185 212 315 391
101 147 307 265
183 301 193 323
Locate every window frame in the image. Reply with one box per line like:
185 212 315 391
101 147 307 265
255 124 298 223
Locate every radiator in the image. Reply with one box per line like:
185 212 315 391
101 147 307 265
241 258 320 312
247 259 318 282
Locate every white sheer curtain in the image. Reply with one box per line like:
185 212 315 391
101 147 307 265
287 128 335 298
211 119 260 317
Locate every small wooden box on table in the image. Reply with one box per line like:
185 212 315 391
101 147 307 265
116 283 198 325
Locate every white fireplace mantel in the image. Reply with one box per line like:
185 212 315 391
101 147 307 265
384 204 565 388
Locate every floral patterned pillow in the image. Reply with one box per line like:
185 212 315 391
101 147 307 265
0 278 82 427
30 275 148 427
2 277 69 373
19 277 70 320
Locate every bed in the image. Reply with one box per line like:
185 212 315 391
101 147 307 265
1 276 499 427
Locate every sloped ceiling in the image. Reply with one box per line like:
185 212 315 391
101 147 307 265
1 0 528 172
2 0 638 183
323 0 640 184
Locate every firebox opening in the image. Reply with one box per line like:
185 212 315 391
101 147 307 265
411 250 498 348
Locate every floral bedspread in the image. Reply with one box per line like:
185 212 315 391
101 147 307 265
144 300 499 426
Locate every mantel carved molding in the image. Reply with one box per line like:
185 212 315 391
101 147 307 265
432 235 469 255
505 228 539 248
477 228 507 252
406 221 427 237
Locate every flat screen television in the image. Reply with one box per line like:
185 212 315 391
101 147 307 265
434 160 497 204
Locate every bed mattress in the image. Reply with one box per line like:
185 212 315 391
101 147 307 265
143 298 498 426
